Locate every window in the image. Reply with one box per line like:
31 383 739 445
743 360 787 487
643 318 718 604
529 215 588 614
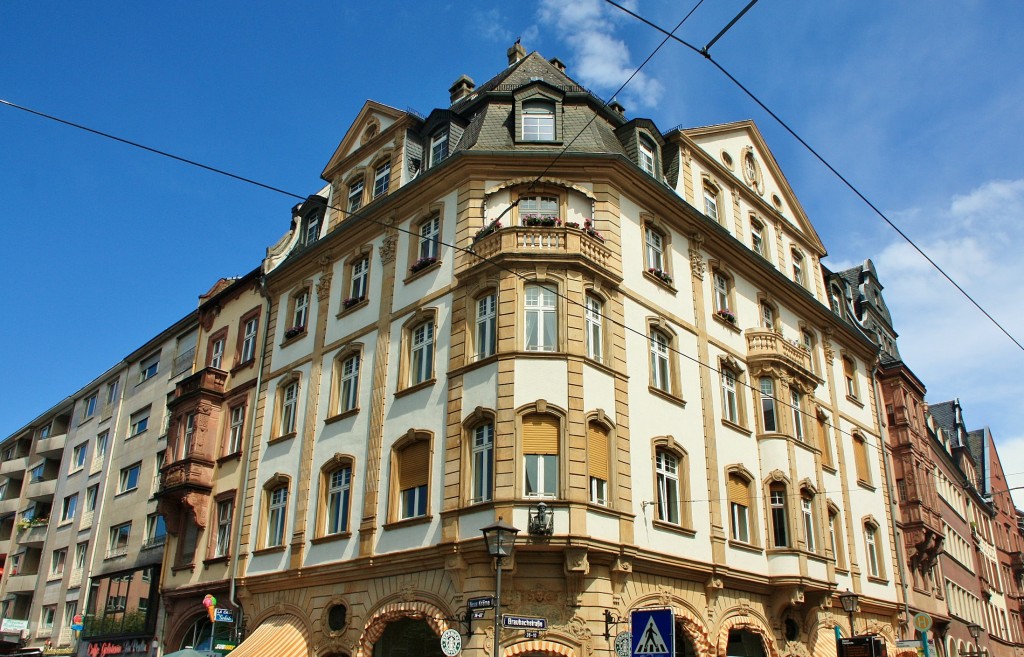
325 466 352 534
227 404 245 454
109 522 131 556
744 152 757 181
472 423 494 504
30 462 45 482
349 256 369 303
791 389 804 442
751 219 767 257
291 289 310 332
649 330 671 393
728 474 751 543
522 100 555 141
792 250 805 286
802 492 816 552
418 213 440 261
588 422 610 506
523 414 559 498
645 224 665 272
818 415 834 469
41 605 55 629
50 548 67 577
525 285 558 352
266 486 288 547
119 463 141 493
240 315 259 363
279 380 299 436
83 393 97 420
584 295 603 362
703 184 720 223
373 161 391 198
395 437 430 519
95 432 109 463
801 329 817 373
770 483 789 547
86 485 98 512
410 320 435 385
656 449 679 524
130 408 150 437
215 500 233 557
429 131 448 167
72 442 88 470
304 212 322 245
338 354 360 414
722 370 739 424
843 356 859 398
347 179 364 213
178 412 195 460
829 506 845 567
210 337 225 369
830 286 843 315
75 542 88 570
638 136 656 175
519 195 558 224
760 302 775 330
105 380 119 406
853 434 871 484
713 271 731 314
759 377 777 432
139 353 160 383
865 522 881 578
61 493 78 522
475 293 497 360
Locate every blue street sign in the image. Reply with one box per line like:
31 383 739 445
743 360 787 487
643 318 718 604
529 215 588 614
631 608 674 657
502 615 547 630
214 608 234 623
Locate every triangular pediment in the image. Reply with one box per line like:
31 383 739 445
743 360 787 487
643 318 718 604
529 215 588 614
682 120 825 255
321 100 411 180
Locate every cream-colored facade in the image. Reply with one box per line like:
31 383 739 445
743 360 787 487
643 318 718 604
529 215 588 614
160 45 907 657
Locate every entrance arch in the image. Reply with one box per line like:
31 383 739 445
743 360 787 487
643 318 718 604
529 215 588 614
354 601 451 657
372 617 443 657
716 612 778 657
503 639 576 657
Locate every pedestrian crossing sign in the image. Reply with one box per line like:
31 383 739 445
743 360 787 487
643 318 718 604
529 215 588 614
631 608 674 656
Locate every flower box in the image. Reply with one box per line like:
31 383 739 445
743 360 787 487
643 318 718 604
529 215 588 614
715 309 736 324
647 267 673 285
284 325 305 339
410 256 439 274
473 220 502 243
342 296 365 310
522 214 561 227
583 219 604 243
564 221 580 229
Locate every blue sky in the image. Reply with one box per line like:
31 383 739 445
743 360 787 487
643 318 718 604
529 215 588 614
3 1 1024 497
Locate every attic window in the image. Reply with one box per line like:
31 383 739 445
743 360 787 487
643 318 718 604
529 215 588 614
639 136 656 176
522 101 555 141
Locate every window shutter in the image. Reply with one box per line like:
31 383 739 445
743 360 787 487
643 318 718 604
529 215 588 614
727 474 748 504
399 440 429 489
588 423 609 481
522 414 558 455
854 437 869 481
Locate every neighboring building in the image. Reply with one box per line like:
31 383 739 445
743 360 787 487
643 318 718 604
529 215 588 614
157 268 268 654
213 43 902 657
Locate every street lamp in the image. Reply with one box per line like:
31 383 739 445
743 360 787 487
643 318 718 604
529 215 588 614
839 589 859 637
963 623 986 657
482 517 520 657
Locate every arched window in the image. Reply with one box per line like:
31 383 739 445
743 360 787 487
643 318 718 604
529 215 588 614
321 458 353 536
261 475 290 549
801 489 817 552
864 519 883 578
273 375 301 439
522 413 559 498
722 369 739 425
769 481 789 548
852 433 871 485
790 388 805 442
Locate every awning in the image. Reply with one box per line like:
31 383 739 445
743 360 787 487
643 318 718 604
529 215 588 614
227 614 309 657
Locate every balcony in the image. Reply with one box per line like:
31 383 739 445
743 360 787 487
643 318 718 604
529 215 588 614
0 498 19 516
1012 551 1024 578
24 478 56 501
17 523 48 548
34 433 67 459
0 456 28 476
745 329 820 388
6 573 38 593
159 457 214 494
468 225 616 279
169 367 228 405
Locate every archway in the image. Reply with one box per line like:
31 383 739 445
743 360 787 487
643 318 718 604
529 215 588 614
725 629 768 657
177 614 236 655
372 617 443 657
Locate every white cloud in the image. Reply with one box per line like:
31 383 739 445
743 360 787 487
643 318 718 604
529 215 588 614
536 0 663 109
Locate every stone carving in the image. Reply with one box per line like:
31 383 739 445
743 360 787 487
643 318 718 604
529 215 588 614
610 557 632 605
316 272 332 301
378 234 397 264
564 548 589 607
688 232 706 280
822 327 835 363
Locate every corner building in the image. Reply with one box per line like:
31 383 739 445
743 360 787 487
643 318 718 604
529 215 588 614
188 45 904 657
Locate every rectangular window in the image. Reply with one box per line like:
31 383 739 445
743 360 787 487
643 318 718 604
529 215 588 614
584 295 603 362
61 493 78 522
210 338 225 369
72 442 88 470
50 548 67 577
105 380 119 406
703 187 719 222
791 389 804 441
472 424 494 503
305 213 321 245
179 412 195 460
713 272 730 313
215 500 233 557
83 393 97 420
339 355 360 413
843 357 858 398
519 195 558 223
41 605 55 629
373 161 391 198
96 431 108 460
523 415 558 498
138 353 160 383
524 285 557 352
348 179 364 213
241 317 259 363
802 496 816 551
30 462 45 482
227 404 245 454
326 467 351 534
770 486 789 547
760 302 774 330
645 227 664 272
109 522 131 557
656 450 679 524
760 377 777 432
145 513 166 547
866 526 880 577
119 463 141 493
418 214 440 261
350 256 369 301
267 487 288 547
792 253 805 286
398 439 429 519
410 321 435 385
638 138 656 175
75 542 88 569
430 131 448 166
522 101 555 141
86 484 98 512
649 332 671 392
722 371 739 424
130 408 150 437
292 289 310 330
476 294 497 360
281 382 299 435
728 475 750 542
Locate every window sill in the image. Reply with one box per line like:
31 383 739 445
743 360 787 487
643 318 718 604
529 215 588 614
171 562 196 573
404 259 442 283
57 519 74 528
383 515 433 530
268 432 297 446
280 330 308 348
114 488 138 498
69 467 84 476
648 386 686 408
231 359 256 375
822 464 838 474
712 313 741 332
643 269 677 292
867 575 889 585
217 451 242 465
652 520 697 537
127 430 148 441
728 539 763 554
325 408 359 424
311 531 352 546
720 418 751 435
395 378 436 399
252 545 287 557
203 555 229 568
78 416 95 428
856 478 876 491
337 298 369 318
845 394 864 408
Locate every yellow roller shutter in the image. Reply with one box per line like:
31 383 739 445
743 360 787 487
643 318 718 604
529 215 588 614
727 474 748 504
588 423 609 481
400 439 429 490
854 436 870 482
522 414 558 455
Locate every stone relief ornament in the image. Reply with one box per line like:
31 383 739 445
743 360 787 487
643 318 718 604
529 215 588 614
688 232 706 280
378 234 397 264
316 272 332 301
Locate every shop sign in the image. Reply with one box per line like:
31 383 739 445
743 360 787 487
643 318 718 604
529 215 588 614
87 638 151 657
0 618 28 632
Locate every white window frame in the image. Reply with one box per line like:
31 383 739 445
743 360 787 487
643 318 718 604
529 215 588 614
241 317 258 363
61 493 78 522
645 227 664 272
649 331 671 392
400 484 427 519
866 525 880 577
472 423 494 503
215 500 233 557
119 463 141 493
722 371 738 424
524 285 558 352
373 161 391 198
524 454 557 498
639 137 656 175
139 353 159 383
266 487 288 547
760 377 777 433
522 101 555 141
731 500 750 543
281 381 299 435
210 338 225 369
703 186 719 222
713 271 730 313
770 487 789 547
326 466 351 534
339 354 360 413
350 256 369 301
347 179 364 213
584 295 603 362
72 442 88 470
292 290 310 330
429 131 448 167
656 450 680 524
410 321 435 385
791 389 804 441
227 405 245 454
50 548 67 577
418 214 440 261
475 294 497 360
802 495 816 551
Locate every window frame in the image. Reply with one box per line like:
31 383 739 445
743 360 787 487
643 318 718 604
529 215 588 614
587 418 613 508
118 462 142 494
801 490 817 552
129 407 150 438
521 99 556 142
702 182 722 224
514 86 563 144
347 177 364 213
207 329 228 370
417 212 441 262
138 352 160 384
524 283 559 353
791 248 806 287
759 376 778 433
275 376 300 438
474 291 498 361
213 497 233 558
750 217 768 259
519 409 564 500
842 355 860 400
471 421 495 504
768 481 790 548
321 460 353 536
237 307 261 366
338 352 361 415
643 220 671 281
82 392 98 420
60 493 78 523
373 160 391 199
398 309 438 392
726 467 759 546
288 287 311 335
584 293 605 363
108 521 132 557
265 485 288 548
429 131 448 167
389 431 433 523
864 519 884 579
638 135 657 176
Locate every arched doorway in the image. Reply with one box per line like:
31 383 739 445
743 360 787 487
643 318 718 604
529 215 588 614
372 617 443 657
725 629 767 657
676 622 698 657
178 614 236 655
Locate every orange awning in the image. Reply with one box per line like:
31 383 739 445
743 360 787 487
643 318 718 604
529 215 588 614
227 614 309 657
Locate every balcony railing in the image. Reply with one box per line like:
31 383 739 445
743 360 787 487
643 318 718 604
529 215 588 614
469 225 613 274
172 347 196 376
745 329 816 382
5 573 38 592
25 477 56 501
141 535 166 550
170 368 228 403
35 433 67 458
0 456 28 476
159 457 214 493
105 545 128 560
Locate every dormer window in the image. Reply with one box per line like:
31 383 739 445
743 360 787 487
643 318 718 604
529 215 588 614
304 213 321 246
373 162 391 198
347 179 364 213
639 136 656 176
429 131 448 167
522 100 555 141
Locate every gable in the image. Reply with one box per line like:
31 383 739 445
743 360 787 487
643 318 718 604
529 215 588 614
321 101 410 181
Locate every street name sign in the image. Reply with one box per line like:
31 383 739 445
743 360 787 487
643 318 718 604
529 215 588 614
502 615 547 630
468 596 495 610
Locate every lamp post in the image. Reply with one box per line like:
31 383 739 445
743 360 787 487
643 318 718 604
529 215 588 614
482 518 520 657
965 623 985 657
839 589 859 637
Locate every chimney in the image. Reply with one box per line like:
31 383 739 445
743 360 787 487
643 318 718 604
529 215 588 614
549 57 566 73
449 75 476 104
507 40 526 66
609 100 626 117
